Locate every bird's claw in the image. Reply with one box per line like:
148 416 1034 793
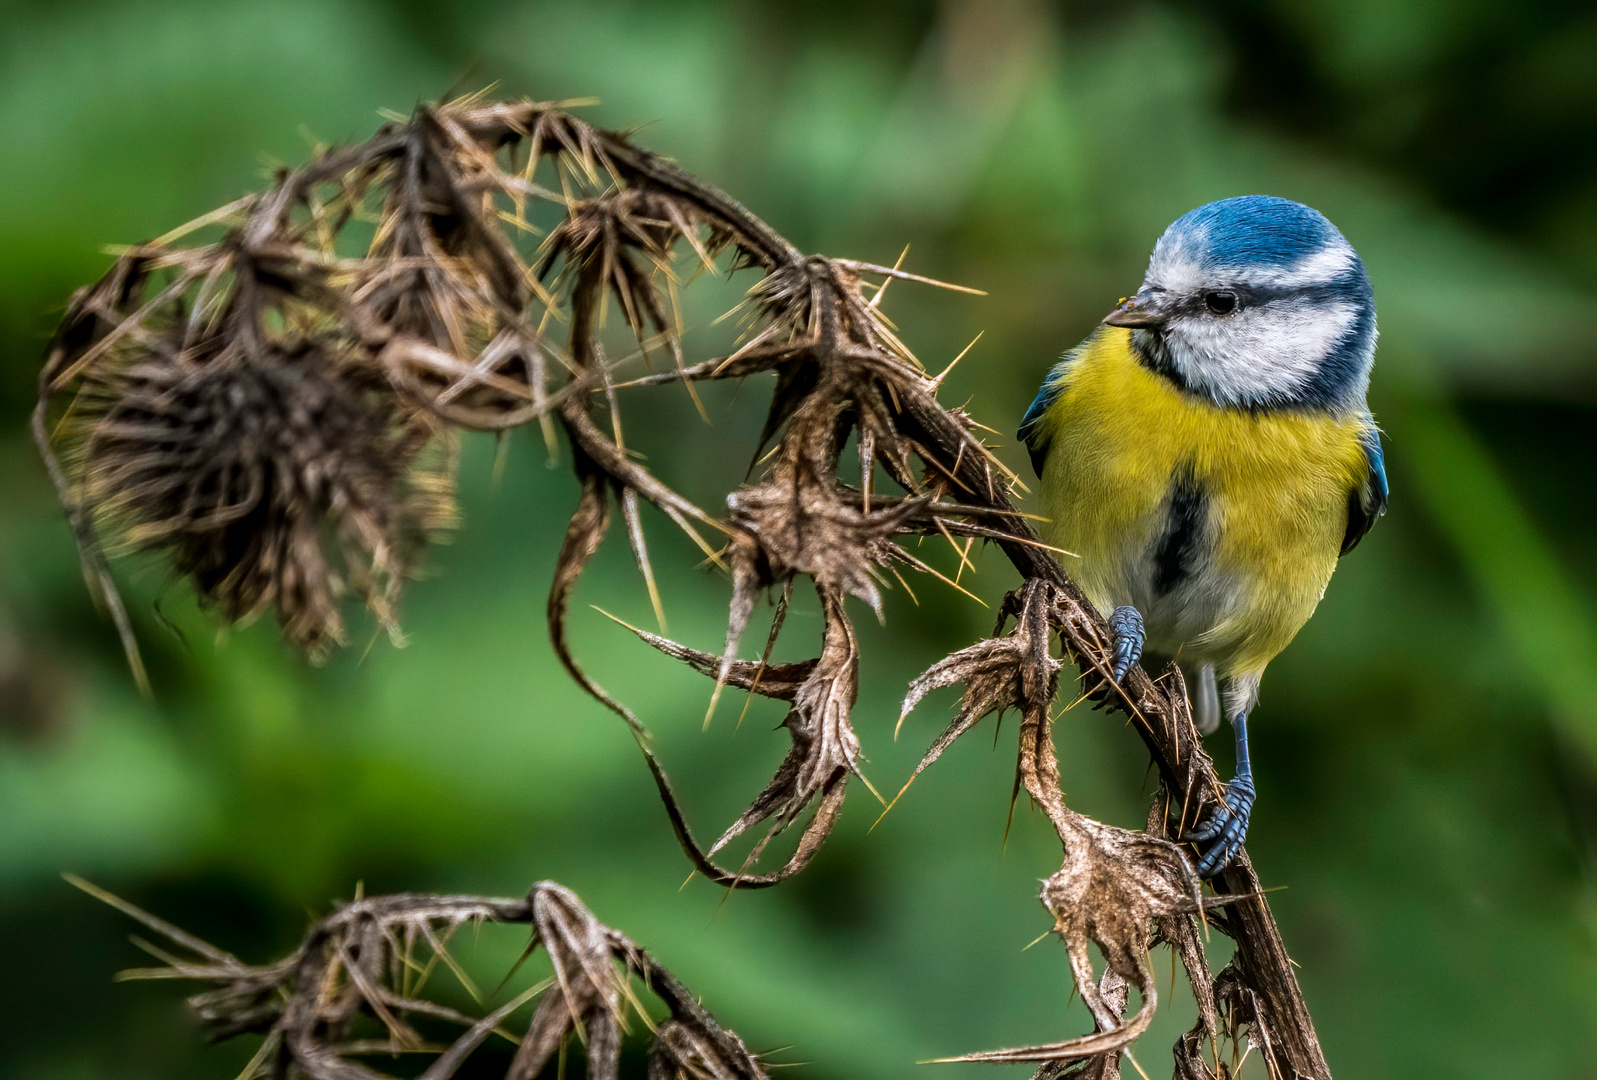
1108 605 1145 683
1185 776 1256 878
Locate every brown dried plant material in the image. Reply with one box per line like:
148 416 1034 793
41 97 1332 1078
901 581 1223 1069
69 875 770 1080
73 338 452 659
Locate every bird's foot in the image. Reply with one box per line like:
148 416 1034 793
1185 775 1255 878
1108 605 1145 683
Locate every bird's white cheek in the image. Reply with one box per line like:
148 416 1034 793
1170 302 1357 405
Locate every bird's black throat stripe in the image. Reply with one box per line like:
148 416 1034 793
1153 467 1207 597
1129 330 1188 394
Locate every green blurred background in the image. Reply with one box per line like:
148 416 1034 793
3 0 1596 1076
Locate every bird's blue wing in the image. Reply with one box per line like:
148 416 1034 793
1017 371 1066 478
1341 423 1388 555
1021 332 1105 476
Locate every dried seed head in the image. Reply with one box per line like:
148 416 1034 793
79 341 454 658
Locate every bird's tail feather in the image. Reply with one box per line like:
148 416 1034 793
1191 662 1221 736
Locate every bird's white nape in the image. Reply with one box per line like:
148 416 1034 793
1231 240 1358 292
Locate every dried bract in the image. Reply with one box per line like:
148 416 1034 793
897 580 1061 785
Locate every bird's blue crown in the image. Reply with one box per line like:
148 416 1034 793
1159 195 1353 276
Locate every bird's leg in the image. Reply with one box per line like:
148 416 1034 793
1108 605 1145 683
1186 711 1256 877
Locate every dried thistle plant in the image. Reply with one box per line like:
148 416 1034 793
40 96 1334 1078
67 875 770 1080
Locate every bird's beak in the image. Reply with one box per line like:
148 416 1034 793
1102 288 1172 328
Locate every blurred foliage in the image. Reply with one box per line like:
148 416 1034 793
1 0 1595 1077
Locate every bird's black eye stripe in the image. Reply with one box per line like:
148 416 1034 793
1204 290 1238 315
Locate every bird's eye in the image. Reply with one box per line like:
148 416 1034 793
1204 290 1238 315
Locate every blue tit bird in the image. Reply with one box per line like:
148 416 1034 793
1019 195 1387 877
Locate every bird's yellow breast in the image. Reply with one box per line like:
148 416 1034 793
1033 327 1371 676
